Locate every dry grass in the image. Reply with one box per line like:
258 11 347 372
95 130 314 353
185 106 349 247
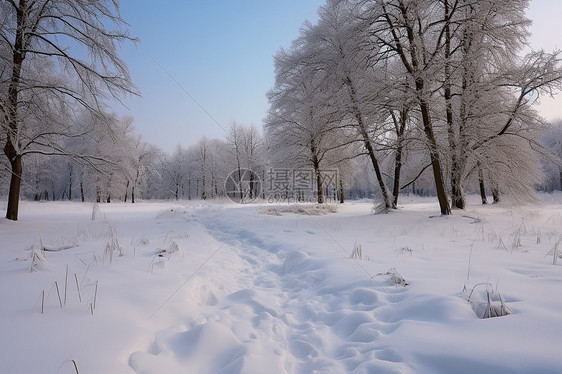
350 242 363 260
259 204 338 216
373 268 408 287
546 237 562 265
466 283 513 319
29 243 48 273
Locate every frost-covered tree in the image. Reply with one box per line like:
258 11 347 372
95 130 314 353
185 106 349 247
266 40 342 203
353 0 452 214
193 138 227 200
125 137 160 203
540 120 562 192
307 0 399 209
436 0 562 208
161 145 189 200
0 0 137 220
339 0 562 211
224 122 266 200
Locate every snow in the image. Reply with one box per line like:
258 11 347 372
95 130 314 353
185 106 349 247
1 196 562 373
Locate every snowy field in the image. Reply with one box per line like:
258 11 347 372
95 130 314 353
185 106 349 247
1 196 562 374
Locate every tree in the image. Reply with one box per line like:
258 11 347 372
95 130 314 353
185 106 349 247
224 122 266 200
162 145 189 201
127 137 159 203
346 0 562 212
266 40 343 204
437 0 560 208
364 0 452 215
541 120 562 191
312 0 397 209
0 0 137 220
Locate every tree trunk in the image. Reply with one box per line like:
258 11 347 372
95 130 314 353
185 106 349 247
124 180 129 202
4 1 25 221
315 165 324 204
123 179 131 203
68 164 73 201
492 176 500 203
447 85 465 209
5 154 22 221
249 172 255 200
200 144 207 200
478 164 487 204
492 187 500 204
339 178 344 204
131 185 135 203
363 135 393 209
443 0 465 210
80 180 85 202
387 2 451 215
310 139 324 204
201 177 206 200
450 161 465 209
34 173 40 201
345 77 394 209
262 170 266 199
391 110 407 207
236 166 242 200
418 88 451 215
392 145 403 207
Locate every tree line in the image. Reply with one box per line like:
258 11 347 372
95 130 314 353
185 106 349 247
1 112 561 210
2 0 562 220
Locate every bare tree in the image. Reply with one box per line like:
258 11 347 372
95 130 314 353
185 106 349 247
343 0 562 211
0 0 138 220
161 145 189 201
541 120 562 192
127 137 159 204
361 0 452 215
437 0 560 208
266 40 342 204
312 0 397 209
224 122 266 200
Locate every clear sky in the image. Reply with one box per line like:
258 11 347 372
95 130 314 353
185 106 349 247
115 0 324 151
114 0 562 152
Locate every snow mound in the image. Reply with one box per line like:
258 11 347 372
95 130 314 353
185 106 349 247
129 322 246 374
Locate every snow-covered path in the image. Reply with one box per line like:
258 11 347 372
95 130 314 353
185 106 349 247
130 201 562 374
2 199 562 373
129 205 415 373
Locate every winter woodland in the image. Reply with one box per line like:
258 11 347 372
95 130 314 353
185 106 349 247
3 1 562 373
1 0 562 219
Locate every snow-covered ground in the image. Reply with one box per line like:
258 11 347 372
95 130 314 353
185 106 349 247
1 196 562 373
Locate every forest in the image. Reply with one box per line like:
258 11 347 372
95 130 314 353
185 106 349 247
2 0 562 220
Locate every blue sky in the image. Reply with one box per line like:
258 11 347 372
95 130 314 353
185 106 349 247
115 0 324 150
114 0 562 151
